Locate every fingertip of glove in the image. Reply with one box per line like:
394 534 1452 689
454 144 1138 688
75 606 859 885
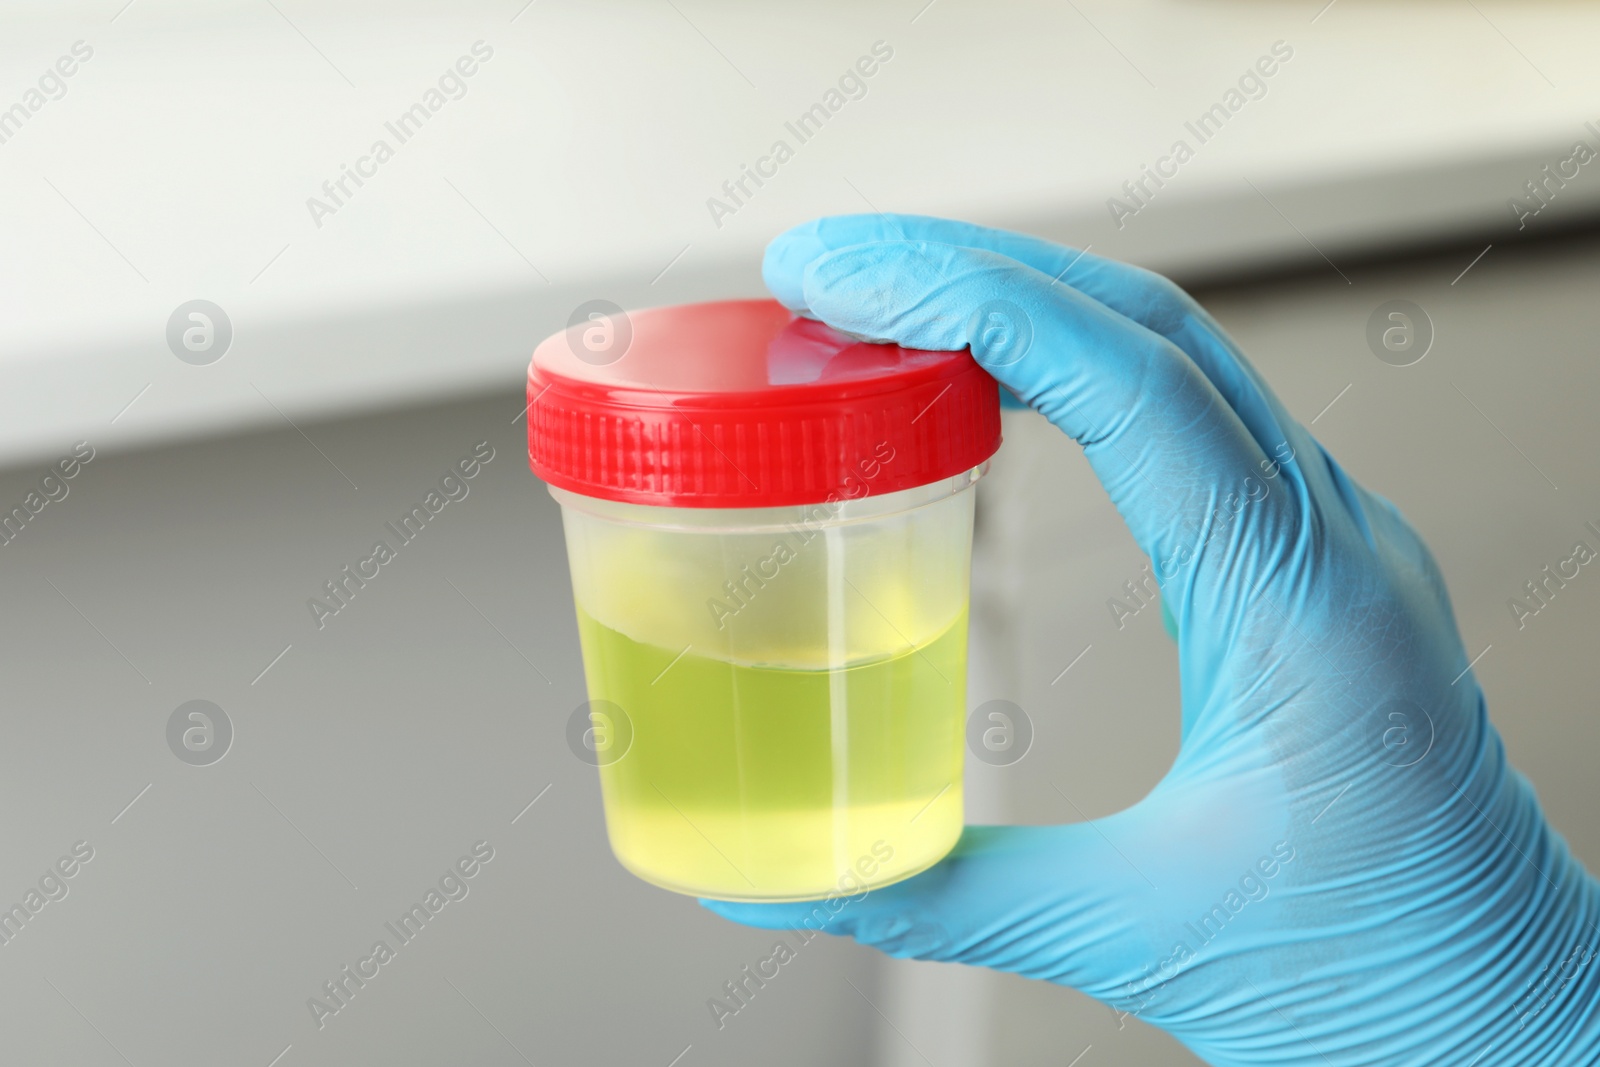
762 224 821 313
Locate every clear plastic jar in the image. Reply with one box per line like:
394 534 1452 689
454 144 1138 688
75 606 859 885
529 299 1001 900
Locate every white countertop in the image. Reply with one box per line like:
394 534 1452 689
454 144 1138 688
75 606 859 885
4 0 1599 466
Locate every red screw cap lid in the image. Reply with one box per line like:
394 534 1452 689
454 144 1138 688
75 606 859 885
527 298 1001 508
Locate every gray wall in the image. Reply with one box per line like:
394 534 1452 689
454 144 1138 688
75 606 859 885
2 230 1597 1066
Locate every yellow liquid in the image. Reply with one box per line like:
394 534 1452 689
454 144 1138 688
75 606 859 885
576 607 968 901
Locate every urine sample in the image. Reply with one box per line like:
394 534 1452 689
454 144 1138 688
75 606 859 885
529 299 1001 901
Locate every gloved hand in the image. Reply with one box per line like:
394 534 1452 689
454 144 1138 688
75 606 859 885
701 215 1600 1066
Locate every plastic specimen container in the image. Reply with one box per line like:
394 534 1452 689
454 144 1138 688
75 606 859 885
528 298 1001 901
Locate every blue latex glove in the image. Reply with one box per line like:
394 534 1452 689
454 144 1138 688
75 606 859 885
702 215 1600 1066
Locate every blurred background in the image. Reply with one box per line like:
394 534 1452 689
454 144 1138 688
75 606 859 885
3 2 1599 1064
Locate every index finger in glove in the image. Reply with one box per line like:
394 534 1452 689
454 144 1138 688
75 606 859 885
797 240 1301 633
